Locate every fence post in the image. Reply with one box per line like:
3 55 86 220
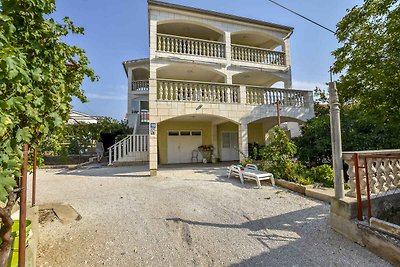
329 82 344 199
19 144 28 267
354 153 363 220
32 148 37 207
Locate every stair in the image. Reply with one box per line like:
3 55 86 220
108 134 149 165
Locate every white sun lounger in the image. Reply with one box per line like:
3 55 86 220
228 164 275 188
242 164 275 188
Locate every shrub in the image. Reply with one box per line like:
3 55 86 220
249 126 334 187
307 164 334 187
257 127 297 180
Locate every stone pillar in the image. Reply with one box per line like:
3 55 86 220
329 82 344 198
224 31 231 65
211 123 218 161
149 16 157 61
283 38 291 68
148 78 158 176
283 38 292 88
239 123 248 162
239 85 246 104
283 71 292 89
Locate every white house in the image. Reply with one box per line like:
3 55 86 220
110 0 314 174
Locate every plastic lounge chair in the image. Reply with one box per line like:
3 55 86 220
243 164 275 188
227 165 244 184
245 164 258 170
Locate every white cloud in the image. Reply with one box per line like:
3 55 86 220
86 93 127 101
292 80 327 90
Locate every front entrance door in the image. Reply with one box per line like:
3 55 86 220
221 132 239 161
167 130 202 163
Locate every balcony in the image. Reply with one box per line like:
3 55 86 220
246 86 309 106
132 80 149 92
157 33 226 59
155 79 312 108
232 44 285 66
157 79 239 103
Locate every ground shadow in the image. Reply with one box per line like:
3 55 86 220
55 164 150 178
164 205 384 266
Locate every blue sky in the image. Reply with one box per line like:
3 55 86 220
54 0 361 120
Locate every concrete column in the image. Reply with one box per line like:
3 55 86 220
283 72 292 89
224 31 231 65
239 85 246 104
211 123 218 161
148 78 158 176
239 123 248 162
149 17 157 61
283 38 291 68
329 82 344 198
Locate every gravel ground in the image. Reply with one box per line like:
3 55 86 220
32 164 390 267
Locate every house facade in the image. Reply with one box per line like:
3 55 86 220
110 0 314 174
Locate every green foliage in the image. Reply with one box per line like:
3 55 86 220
307 165 334 187
0 0 95 200
256 127 297 180
250 127 334 187
332 0 400 121
294 106 400 166
61 118 131 155
294 115 331 166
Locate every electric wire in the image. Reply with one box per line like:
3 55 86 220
266 0 336 34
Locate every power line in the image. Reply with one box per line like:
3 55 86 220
266 0 336 34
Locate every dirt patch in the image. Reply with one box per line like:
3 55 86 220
39 209 58 224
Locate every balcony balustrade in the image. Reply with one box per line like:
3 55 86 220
132 80 149 91
157 79 239 103
157 33 226 58
246 86 310 107
343 150 400 198
137 79 312 108
232 44 286 66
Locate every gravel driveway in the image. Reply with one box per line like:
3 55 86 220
33 164 390 267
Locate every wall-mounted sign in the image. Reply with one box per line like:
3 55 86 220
150 123 157 135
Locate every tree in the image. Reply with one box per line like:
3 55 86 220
0 0 95 264
295 106 400 166
332 0 400 121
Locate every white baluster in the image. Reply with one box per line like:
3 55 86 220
388 159 396 190
344 157 357 197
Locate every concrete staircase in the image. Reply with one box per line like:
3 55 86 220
108 134 149 165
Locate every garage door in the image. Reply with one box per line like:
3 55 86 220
167 130 202 163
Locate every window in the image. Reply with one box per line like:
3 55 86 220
191 131 201 136
180 131 191 136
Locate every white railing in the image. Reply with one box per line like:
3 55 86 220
343 150 400 198
132 80 149 91
157 79 240 103
246 86 312 107
157 33 226 58
108 134 148 165
232 44 286 66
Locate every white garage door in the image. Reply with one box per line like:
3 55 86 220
167 130 202 163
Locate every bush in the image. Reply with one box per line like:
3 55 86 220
307 164 334 187
256 127 297 180
250 126 334 188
